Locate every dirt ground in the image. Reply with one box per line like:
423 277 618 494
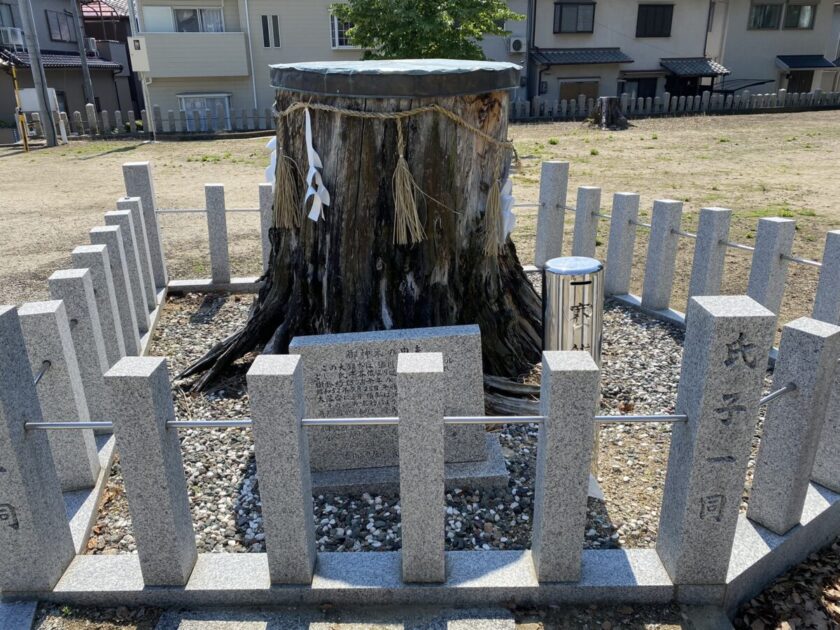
2 111 840 330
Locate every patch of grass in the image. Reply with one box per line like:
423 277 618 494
651 133 658 140
548 138 559 145
746 205 796 218
590 148 599 156
719 137 730 143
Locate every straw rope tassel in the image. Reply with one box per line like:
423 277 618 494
273 141 302 229
392 119 425 245
483 162 504 257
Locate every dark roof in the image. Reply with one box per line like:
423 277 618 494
0 48 122 70
532 48 633 66
776 55 836 70
660 57 730 77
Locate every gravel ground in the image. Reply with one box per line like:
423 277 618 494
86 284 775 556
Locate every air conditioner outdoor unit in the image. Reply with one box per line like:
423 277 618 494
509 36 525 54
85 37 98 54
0 27 25 50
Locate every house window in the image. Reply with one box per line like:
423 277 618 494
330 15 357 49
553 2 595 33
174 8 224 32
45 10 76 42
178 94 231 131
783 3 816 29
0 3 14 27
261 15 280 47
636 4 673 37
748 3 783 29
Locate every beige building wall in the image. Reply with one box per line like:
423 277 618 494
146 76 254 118
708 0 837 92
532 0 712 100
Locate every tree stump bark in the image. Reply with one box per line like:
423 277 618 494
181 61 543 390
591 96 628 130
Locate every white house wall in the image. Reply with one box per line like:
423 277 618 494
709 0 836 92
531 0 712 100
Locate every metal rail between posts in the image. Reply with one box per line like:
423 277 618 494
23 385 799 432
781 253 823 269
157 208 260 215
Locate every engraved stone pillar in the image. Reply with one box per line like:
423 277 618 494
747 217 795 316
104 210 150 332
532 350 599 582
104 357 197 585
0 306 75 593
748 317 840 534
247 355 315 583
571 186 601 258
167 109 176 133
397 352 446 583
90 226 141 355
259 183 274 270
178 110 187 133
48 269 112 423
641 200 683 311
812 231 840 324
657 296 775 585
85 103 99 136
117 197 157 310
127 110 136 134
18 301 100 491
72 244 126 366
205 184 231 284
687 207 731 305
123 162 168 290
604 192 640 296
534 161 569 268
114 110 123 132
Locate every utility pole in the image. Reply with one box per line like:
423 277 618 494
69 0 95 107
17 0 57 146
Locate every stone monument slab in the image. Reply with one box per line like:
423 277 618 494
288 325 506 492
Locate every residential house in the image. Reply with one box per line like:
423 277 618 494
134 0 529 129
0 0 133 129
527 0 726 102
706 0 840 93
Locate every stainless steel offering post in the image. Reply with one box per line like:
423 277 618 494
543 256 604 363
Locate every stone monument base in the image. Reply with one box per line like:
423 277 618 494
311 434 508 495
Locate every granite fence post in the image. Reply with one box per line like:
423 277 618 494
259 183 274 271
72 110 84 135
746 217 795 316
532 351 599 582
247 355 315 583
18 301 100 491
140 109 150 134
127 110 136 134
687 207 731 305
178 110 187 133
534 161 569 268
0 306 76 593
85 103 98 136
812 231 840 324
100 110 110 134
104 210 150 333
48 269 112 423
571 186 601 258
72 244 126 366
167 109 176 133
117 196 157 310
397 352 446 583
813 371 840 493
641 200 683 312
205 184 231 285
104 357 197 585
657 295 775 585
123 161 168 290
604 192 640 296
90 225 141 355
748 317 840 535
153 105 163 134
114 110 123 133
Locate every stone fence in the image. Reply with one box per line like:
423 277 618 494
14 88 840 143
510 88 840 122
0 160 839 617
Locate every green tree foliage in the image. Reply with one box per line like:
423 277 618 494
331 0 524 60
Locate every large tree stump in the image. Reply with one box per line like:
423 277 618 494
182 60 542 390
